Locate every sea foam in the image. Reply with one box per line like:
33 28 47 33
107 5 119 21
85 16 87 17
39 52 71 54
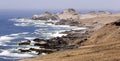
0 50 35 58
0 36 16 41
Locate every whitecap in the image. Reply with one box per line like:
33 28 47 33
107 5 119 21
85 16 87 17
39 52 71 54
14 23 31 27
0 36 16 41
72 27 86 30
0 32 30 46
0 56 20 60
51 32 67 37
41 32 67 38
41 53 46 55
24 37 36 40
0 50 35 58
54 25 70 27
9 33 19 36
20 32 29 35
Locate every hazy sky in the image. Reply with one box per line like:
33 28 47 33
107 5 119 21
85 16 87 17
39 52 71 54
0 0 120 10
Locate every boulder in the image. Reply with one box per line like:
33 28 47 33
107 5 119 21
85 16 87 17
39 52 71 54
34 43 49 48
18 49 31 52
18 40 31 45
33 38 46 42
112 20 120 26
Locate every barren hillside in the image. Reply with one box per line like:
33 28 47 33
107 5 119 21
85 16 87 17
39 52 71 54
82 19 120 45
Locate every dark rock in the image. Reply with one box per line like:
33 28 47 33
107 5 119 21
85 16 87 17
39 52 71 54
55 19 80 26
34 43 49 48
39 49 55 54
113 21 120 26
49 37 68 46
110 19 120 26
33 38 46 42
18 49 31 52
17 29 89 55
18 40 31 45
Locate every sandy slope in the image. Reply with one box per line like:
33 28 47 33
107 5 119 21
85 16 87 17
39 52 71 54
82 19 120 45
20 42 120 61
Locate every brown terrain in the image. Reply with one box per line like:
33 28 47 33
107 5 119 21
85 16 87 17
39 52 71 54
20 9 120 61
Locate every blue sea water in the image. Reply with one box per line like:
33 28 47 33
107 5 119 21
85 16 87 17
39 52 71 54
0 10 43 61
0 10 40 36
0 10 85 61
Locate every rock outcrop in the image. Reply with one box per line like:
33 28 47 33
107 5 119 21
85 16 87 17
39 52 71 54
55 19 81 26
18 29 89 54
57 8 81 20
32 12 59 20
32 9 80 20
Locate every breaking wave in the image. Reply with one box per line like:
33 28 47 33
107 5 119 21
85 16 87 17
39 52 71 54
0 18 87 60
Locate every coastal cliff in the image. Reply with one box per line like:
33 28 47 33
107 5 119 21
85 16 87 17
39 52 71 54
19 8 120 61
20 16 120 61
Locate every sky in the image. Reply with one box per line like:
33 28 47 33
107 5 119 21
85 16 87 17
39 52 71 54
0 0 120 10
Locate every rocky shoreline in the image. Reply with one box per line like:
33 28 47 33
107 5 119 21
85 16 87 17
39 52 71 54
17 8 120 61
20 18 120 61
18 28 90 55
16 9 90 55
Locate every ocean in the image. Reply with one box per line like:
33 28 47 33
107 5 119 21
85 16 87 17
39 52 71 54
0 10 85 61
